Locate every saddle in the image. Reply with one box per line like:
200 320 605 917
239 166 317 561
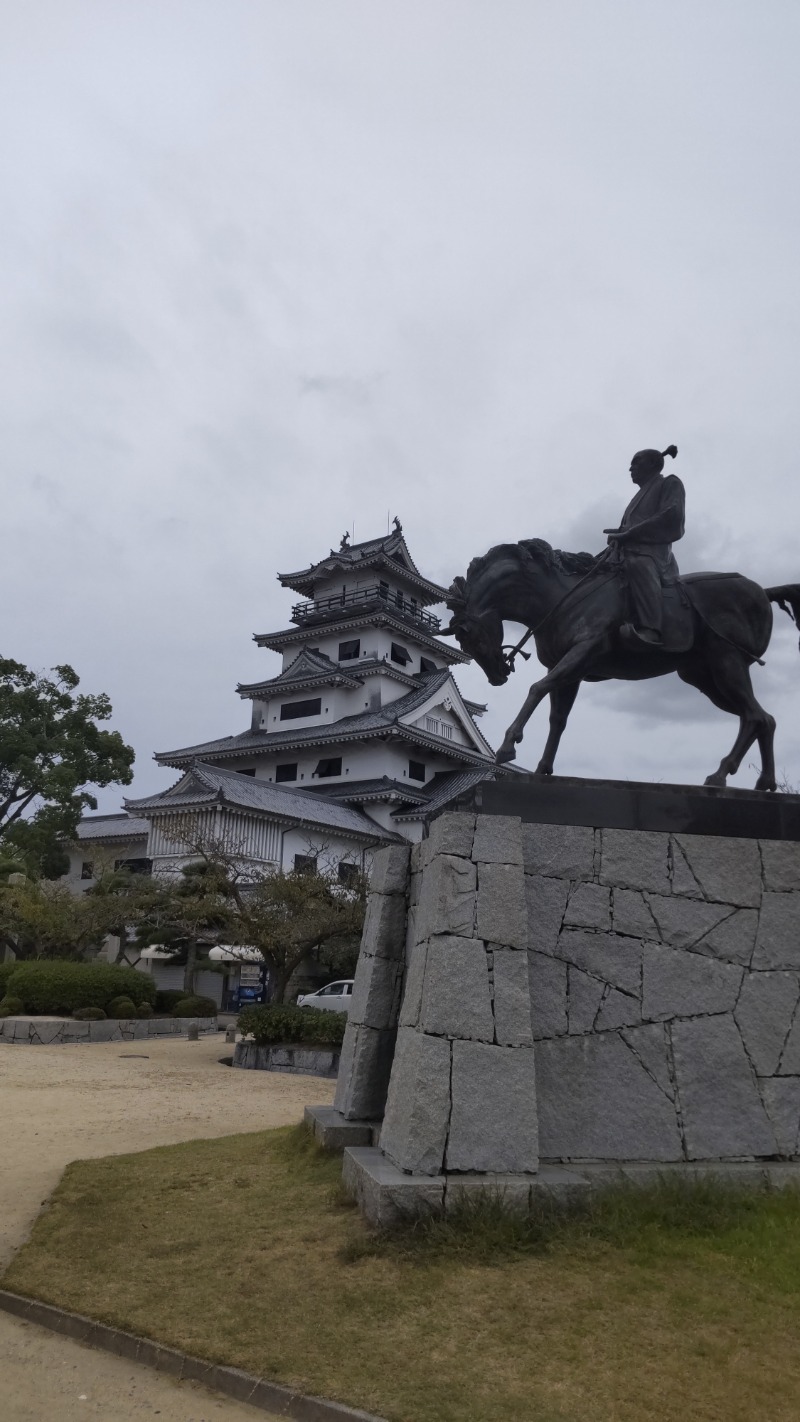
620 578 694 653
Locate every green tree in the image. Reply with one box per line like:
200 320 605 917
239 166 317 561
134 861 235 992
0 660 135 876
0 877 110 960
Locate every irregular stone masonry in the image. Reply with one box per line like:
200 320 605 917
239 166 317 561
524 822 800 1162
335 815 800 1193
0 1017 218 1044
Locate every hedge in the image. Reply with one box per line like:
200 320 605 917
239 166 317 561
173 995 217 1018
237 1004 347 1047
0 962 19 1000
155 989 191 1014
6 962 157 1016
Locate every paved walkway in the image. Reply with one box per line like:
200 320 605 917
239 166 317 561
0 1034 335 1420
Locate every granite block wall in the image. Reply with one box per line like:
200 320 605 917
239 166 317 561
525 824 800 1162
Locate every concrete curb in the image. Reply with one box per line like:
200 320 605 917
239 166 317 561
0 1290 386 1422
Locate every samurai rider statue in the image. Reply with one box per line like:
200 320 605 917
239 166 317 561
603 443 683 649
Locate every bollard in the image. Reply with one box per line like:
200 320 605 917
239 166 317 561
225 1025 237 1044
187 1024 199 1042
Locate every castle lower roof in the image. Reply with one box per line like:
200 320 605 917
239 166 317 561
254 608 469 663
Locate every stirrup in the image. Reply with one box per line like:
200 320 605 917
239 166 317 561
620 623 663 650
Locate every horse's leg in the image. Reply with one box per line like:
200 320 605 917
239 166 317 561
679 652 776 791
535 682 581 776
496 640 596 764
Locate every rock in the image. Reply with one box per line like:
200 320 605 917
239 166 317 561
342 1146 444 1228
612 889 659 938
476 861 527 948
641 943 742 1020
563 883 612 931
674 834 762 908
398 941 428 1028
670 1015 777 1158
361 891 408 959
528 952 568 1038
646 895 732 949
621 1022 673 1098
778 1013 800 1074
446 1039 538 1173
28 1021 64 1045
761 841 800 893
380 1028 452 1175
521 822 594 880
698 908 759 966
471 815 524 866
410 843 422 874
555 929 642 995
415 854 477 942
670 840 704 899
734 972 800 1075
419 936 494 1042
424 813 476 864
568 967 606 1034
599 829 671 895
369 844 411 896
752 893 800 970
525 875 570 954
759 1077 800 1156
535 1033 682 1160
595 986 642 1032
349 952 404 1030
492 949 533 1046
335 1023 397 1120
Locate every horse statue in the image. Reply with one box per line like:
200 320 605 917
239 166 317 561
441 538 800 792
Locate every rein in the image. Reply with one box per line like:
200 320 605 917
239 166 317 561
501 549 618 673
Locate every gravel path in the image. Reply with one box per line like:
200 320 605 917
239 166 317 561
0 1033 335 1419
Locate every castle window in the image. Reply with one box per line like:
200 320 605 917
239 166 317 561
391 642 411 665
441 724 454 740
409 760 426 782
420 656 437 674
315 757 342 778
425 715 440 734
280 697 322 720
338 638 360 660
80 862 93 880
294 853 317 875
338 861 360 886
275 763 298 782
238 767 256 777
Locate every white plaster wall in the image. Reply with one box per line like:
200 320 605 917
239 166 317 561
280 828 370 873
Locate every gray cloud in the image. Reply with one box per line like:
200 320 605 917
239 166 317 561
1 1 799 807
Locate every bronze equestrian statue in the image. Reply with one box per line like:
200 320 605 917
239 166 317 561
442 446 800 791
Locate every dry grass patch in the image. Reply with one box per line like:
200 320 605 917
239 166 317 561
4 1126 800 1422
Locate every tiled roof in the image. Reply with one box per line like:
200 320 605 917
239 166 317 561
278 528 448 605
236 648 364 697
126 763 397 842
75 815 150 842
253 610 470 664
156 669 491 769
308 777 430 806
391 767 500 822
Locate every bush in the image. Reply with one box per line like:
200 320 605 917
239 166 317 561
0 995 23 1017
107 996 137 1019
238 1004 347 1047
154 989 190 1014
6 962 156 1016
136 1002 153 1018
173 995 217 1018
0 962 19 1000
72 1007 107 1021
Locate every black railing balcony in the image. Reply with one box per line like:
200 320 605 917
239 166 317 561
291 584 441 631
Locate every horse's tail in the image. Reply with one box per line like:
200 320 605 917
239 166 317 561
767 584 800 650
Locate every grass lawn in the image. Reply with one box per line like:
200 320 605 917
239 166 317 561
4 1127 800 1422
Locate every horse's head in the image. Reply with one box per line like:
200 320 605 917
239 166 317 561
441 575 510 686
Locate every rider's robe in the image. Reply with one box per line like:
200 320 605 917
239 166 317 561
618 472 686 633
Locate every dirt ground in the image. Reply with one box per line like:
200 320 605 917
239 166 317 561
0 1033 335 1421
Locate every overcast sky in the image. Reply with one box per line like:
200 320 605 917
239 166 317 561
3 1 800 811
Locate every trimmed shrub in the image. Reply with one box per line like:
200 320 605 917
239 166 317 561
0 995 24 1017
107 996 137 1019
6 962 156 1016
173 995 217 1018
0 962 19 1000
238 1004 347 1048
136 1002 153 1018
154 989 190 1014
72 1007 107 1021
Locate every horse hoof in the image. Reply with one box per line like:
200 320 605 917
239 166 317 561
704 773 727 788
534 764 553 777
496 745 517 765
756 776 777 793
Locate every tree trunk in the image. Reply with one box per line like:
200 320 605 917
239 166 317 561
183 941 197 995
